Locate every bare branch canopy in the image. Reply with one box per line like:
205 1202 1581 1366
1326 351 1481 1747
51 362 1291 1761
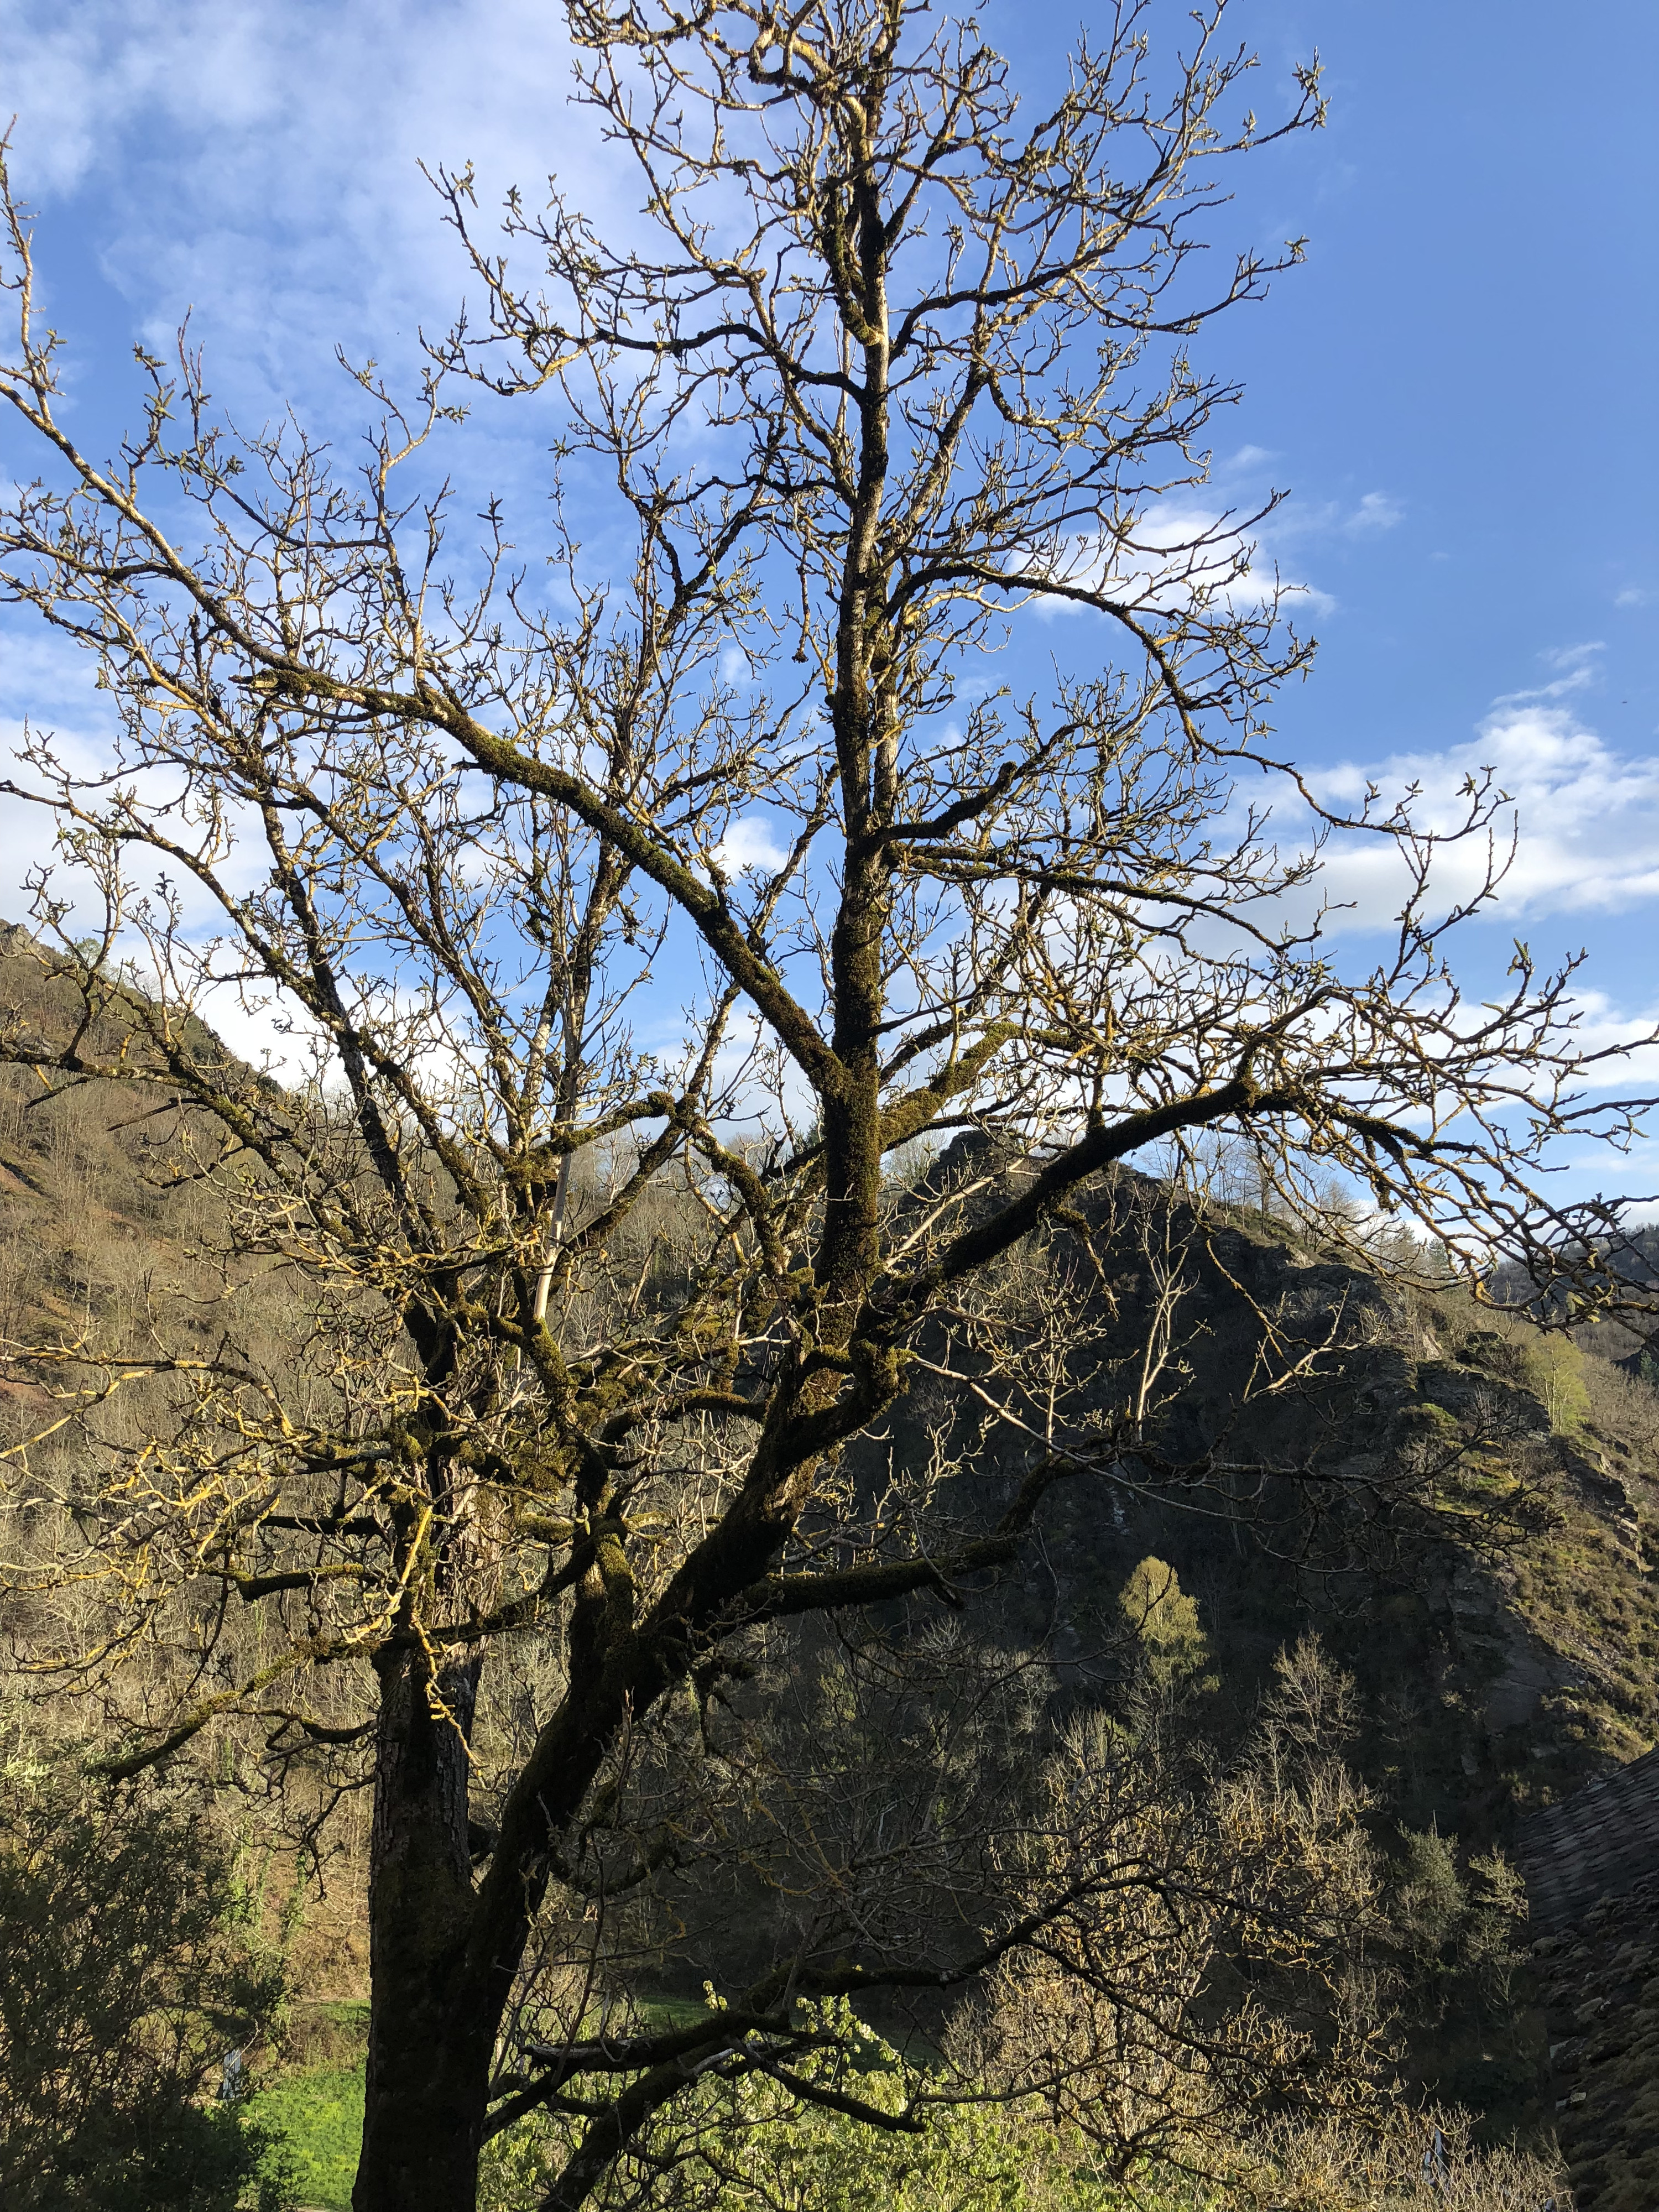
0 7 1650 2210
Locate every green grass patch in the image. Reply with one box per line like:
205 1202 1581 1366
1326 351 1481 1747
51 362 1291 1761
636 1991 718 2031
251 2064 366 2211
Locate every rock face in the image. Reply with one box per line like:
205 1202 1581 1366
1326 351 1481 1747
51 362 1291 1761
902 1155 1659 2137
925 1162 1659 1830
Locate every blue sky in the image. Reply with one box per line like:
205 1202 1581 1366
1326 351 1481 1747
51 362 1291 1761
2 0 1657 1199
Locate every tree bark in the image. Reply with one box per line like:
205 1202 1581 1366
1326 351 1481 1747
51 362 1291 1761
353 1646 491 2212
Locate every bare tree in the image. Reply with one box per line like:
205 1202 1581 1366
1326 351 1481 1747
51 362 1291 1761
0 4 1648 2208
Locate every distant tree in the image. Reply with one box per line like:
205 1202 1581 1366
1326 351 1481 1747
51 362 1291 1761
0 1765 290 2212
0 4 1648 2210
1118 1557 1216 1695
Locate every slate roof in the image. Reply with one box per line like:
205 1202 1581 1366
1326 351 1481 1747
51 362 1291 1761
1519 1748 1659 2211
1516 1744 1659 1934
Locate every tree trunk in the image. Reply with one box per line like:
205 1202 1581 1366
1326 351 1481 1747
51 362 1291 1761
352 1647 493 2212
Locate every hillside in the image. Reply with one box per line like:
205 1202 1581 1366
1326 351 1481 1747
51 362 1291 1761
3 928 1658 2200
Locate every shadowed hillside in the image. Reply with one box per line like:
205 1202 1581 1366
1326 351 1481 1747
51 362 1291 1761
4 928 1657 2197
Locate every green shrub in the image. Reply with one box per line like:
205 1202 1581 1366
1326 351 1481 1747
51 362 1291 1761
478 2002 1564 2212
0 1761 293 2211
480 2003 1118 2212
248 2065 365 2211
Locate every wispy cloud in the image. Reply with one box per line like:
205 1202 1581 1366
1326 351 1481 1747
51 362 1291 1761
1254 488 1406 548
1342 490 1404 535
1489 639 1604 708
1 0 611 422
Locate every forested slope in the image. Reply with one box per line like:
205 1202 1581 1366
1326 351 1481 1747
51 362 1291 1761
4 928 1657 2198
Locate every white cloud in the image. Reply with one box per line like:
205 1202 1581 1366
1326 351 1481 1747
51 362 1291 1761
1343 491 1404 535
1552 987 1659 1093
1488 640 1606 708
1036 501 1335 622
0 621 123 924
1044 484 1403 632
0 0 614 425
0 1 634 925
1251 488 1404 548
1541 640 1605 671
711 815 790 878
1306 703 1659 931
